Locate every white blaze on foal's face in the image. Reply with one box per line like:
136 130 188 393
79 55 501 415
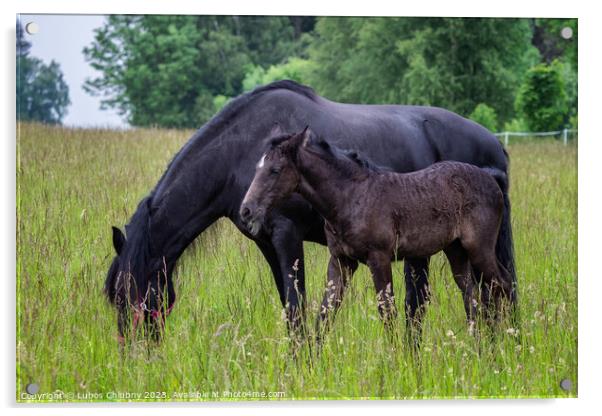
257 154 266 169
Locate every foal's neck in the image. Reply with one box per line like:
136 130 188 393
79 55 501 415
295 149 362 224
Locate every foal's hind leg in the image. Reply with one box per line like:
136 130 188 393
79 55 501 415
463 243 511 325
315 255 358 345
443 241 478 334
404 257 431 347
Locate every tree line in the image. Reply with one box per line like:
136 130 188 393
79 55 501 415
18 16 577 132
17 20 70 125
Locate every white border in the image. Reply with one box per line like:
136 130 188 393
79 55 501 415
3 1 600 415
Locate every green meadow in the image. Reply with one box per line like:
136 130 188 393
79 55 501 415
16 122 577 401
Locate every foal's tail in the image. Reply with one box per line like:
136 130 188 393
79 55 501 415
481 163 518 308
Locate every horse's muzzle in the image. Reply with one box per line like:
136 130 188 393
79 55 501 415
117 302 175 345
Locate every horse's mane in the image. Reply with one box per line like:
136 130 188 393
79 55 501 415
201 80 317 140
122 196 153 303
152 81 317 196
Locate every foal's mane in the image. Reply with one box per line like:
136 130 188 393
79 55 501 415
342 149 386 173
268 133 297 148
268 130 385 176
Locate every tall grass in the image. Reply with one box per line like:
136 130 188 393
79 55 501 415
16 123 577 401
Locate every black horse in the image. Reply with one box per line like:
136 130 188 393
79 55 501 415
105 80 516 342
240 128 513 341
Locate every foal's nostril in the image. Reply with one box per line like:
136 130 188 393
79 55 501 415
241 206 251 221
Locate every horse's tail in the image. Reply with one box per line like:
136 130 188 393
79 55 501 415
481 162 518 309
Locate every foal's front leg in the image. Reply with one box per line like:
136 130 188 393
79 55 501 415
367 252 397 332
315 255 358 344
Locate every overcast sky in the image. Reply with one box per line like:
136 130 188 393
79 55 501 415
20 14 127 128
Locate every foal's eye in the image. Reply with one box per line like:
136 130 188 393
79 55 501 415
270 167 280 175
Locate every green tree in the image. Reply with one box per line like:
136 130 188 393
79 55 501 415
530 18 577 68
530 19 577 122
515 61 568 131
469 103 498 132
17 21 70 124
83 15 306 128
308 17 539 124
242 58 315 92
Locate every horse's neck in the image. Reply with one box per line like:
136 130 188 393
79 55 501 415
148 148 230 264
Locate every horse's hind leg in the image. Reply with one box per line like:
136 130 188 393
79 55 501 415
404 257 430 347
315 255 358 345
443 241 478 334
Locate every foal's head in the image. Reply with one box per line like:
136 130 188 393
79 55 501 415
240 127 372 235
239 129 308 235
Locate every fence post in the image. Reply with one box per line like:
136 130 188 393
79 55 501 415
504 132 509 147
563 128 568 146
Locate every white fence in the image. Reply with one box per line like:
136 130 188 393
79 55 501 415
494 129 578 146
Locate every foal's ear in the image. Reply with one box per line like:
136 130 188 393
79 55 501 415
301 126 315 147
268 123 284 139
112 226 126 255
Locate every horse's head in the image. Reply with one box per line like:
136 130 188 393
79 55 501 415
239 128 312 235
105 199 175 344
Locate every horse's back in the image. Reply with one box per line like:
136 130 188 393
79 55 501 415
258 89 508 175
332 103 507 173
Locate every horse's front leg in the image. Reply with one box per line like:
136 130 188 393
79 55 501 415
404 257 431 347
367 252 397 333
269 216 307 345
315 255 358 345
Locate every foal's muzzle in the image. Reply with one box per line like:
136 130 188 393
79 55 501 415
239 202 263 236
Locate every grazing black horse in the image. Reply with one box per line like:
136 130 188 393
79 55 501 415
104 80 516 343
240 128 513 340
